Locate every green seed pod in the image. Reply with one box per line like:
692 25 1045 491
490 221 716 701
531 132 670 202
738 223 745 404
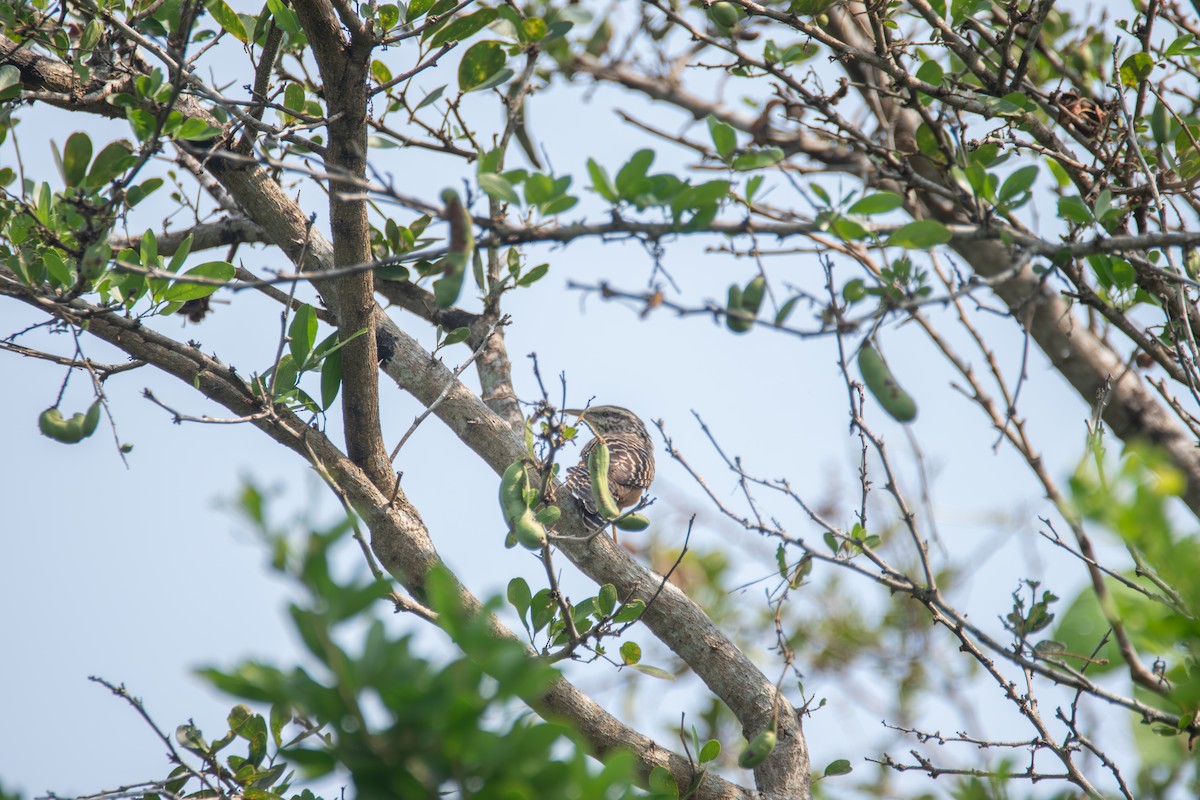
707 1 742 29
857 343 917 423
499 459 532 523
726 284 753 333
741 275 766 316
613 513 650 532
514 508 548 550
738 729 777 769
588 438 622 520
81 400 101 437
38 407 86 444
535 505 562 526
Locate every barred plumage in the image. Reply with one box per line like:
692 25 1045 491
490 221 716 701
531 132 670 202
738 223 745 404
562 406 655 532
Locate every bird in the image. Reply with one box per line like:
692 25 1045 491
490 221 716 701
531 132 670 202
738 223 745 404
562 405 655 537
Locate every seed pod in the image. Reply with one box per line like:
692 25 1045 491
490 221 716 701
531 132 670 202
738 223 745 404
613 513 650 532
857 343 917 423
707 1 742 29
499 459 532 523
738 729 777 768
588 438 622 520
726 284 753 333
514 508 548 550
741 275 766 316
38 407 86 444
81 400 101 437
535 505 562 526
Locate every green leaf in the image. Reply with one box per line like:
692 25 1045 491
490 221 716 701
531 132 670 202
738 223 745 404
376 4 399 31
414 85 446 112
430 8 497 46
648 766 678 797
126 177 164 206
458 41 507 92
42 249 74 287
0 64 21 101
823 758 853 777
141 229 159 268
266 0 302 33
407 0 434 21
914 59 944 88
707 115 737 161
613 598 645 623
620 641 641 664
587 159 618 202
521 17 547 41
507 577 532 625
206 0 249 42
177 117 222 141
168 234 194 273
597 584 617 616
62 132 92 188
478 173 520 205
163 261 235 302
539 194 577 216
516 263 549 287
1057 196 1094 225
524 173 556 205
631 663 675 681
85 141 134 188
289 304 318 365
998 165 1039 203
615 149 655 198
732 147 784 171
1119 52 1155 87
886 219 952 250
746 174 764 202
530 588 555 633
442 326 471 346
320 348 342 409
848 191 902 215
699 739 721 764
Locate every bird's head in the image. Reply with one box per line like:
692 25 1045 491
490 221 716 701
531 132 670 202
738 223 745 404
564 405 649 440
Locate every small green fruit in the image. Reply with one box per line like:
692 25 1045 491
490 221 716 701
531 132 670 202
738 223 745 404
613 513 650 532
738 729 777 768
708 1 743 29
857 343 917 423
514 508 548 549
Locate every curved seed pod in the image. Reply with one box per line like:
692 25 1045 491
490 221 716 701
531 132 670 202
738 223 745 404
499 459 532 523
857 343 917 423
38 407 86 444
741 275 766 316
80 400 101 437
514 508 548 550
737 729 777 769
726 284 753 333
613 513 650 532
534 505 561 526
588 438 621 520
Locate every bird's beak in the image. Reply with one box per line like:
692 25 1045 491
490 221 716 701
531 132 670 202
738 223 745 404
562 408 590 430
